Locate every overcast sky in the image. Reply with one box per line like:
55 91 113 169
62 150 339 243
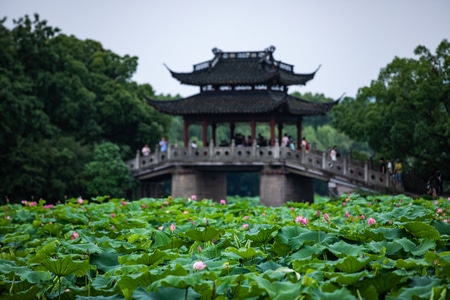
2 0 449 99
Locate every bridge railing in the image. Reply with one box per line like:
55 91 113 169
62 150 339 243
126 140 402 191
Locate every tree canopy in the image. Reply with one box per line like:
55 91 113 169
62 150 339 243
333 39 450 180
0 14 171 202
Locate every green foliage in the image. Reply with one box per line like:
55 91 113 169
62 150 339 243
333 39 450 179
0 194 450 298
0 15 172 202
83 142 134 198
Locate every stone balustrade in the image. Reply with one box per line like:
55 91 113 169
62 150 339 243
126 140 402 192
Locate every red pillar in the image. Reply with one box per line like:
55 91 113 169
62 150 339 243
212 123 217 146
183 117 189 148
202 119 208 146
297 117 302 150
270 115 275 146
230 122 235 142
251 118 256 144
277 122 283 146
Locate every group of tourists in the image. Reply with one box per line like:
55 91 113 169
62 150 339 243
141 137 168 156
378 158 403 182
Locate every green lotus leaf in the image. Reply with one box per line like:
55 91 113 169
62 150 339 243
385 278 441 300
286 245 323 263
40 255 90 277
91 276 119 293
150 272 204 290
118 249 167 266
153 230 171 248
133 286 201 300
359 272 402 295
311 285 355 300
246 273 303 299
0 263 52 285
225 247 264 260
245 225 278 245
184 226 223 243
325 270 370 285
371 227 408 240
327 240 367 257
335 255 371 273
1 232 30 244
60 241 104 254
1 285 41 300
41 223 64 236
367 240 403 256
432 220 450 235
403 222 440 240
28 240 59 264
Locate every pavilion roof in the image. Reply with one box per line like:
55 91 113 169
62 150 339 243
146 90 339 116
167 46 319 86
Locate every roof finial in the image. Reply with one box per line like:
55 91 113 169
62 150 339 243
212 47 223 55
265 45 276 53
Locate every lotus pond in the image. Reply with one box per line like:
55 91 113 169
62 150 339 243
1 194 450 299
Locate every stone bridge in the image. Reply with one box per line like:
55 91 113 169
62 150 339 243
126 141 403 206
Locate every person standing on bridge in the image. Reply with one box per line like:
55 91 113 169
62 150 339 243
329 145 338 168
301 137 309 153
394 159 403 183
141 144 151 156
159 137 167 152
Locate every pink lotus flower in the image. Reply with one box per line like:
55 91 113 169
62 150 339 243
77 197 84 204
437 208 443 214
367 218 377 226
243 215 249 220
44 204 54 210
193 261 206 271
345 211 350 218
323 213 330 221
242 224 249 229
360 214 366 220
111 213 115 218
71 231 79 240
295 216 308 225
220 199 226 205
170 223 176 232
191 195 197 201
316 210 321 217
197 245 202 252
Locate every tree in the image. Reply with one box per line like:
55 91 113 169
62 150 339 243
0 15 172 202
83 142 133 198
333 39 450 181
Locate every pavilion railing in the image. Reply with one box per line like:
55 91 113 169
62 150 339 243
126 140 402 191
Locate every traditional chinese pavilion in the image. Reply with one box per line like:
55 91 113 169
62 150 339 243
146 46 338 148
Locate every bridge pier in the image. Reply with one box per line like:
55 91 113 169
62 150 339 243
260 166 314 206
172 167 227 201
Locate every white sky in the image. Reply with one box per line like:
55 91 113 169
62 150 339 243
2 0 449 99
